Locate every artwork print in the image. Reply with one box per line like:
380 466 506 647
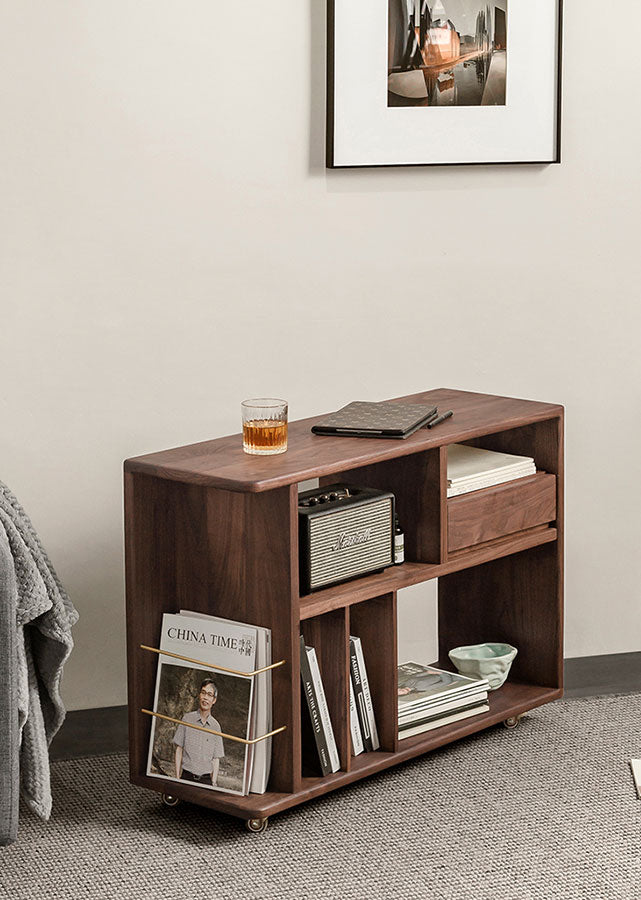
388 0 507 107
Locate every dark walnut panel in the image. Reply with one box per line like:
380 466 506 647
124 389 563 493
438 541 563 689
321 448 443 564
447 473 557 552
124 388 564 823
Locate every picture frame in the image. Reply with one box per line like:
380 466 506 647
327 0 563 168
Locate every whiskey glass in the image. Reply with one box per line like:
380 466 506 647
241 399 288 455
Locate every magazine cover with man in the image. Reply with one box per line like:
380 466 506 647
146 612 257 796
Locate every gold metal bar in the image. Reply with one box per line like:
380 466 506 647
140 644 286 677
141 709 287 745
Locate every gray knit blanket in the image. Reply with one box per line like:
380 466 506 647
0 481 78 825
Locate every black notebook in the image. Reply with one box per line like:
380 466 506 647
311 401 437 439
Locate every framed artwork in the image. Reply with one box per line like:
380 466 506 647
327 0 562 168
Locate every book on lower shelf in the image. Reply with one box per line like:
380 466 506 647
349 679 364 756
146 611 270 796
300 635 340 776
349 636 380 752
447 444 536 497
397 662 489 740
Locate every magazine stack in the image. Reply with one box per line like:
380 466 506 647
397 662 489 740
146 610 272 796
447 444 536 497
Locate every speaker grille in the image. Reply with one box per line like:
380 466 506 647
308 498 393 589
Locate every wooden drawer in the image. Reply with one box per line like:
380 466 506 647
447 472 557 553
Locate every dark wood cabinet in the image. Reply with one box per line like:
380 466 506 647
124 388 563 826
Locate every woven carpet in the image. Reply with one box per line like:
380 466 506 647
2 693 640 900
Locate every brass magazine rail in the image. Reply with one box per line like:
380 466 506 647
140 644 286 677
141 709 286 745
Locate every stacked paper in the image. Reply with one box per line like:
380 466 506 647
447 444 536 498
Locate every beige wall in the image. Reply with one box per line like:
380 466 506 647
2 1 640 710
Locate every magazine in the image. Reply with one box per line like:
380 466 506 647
398 702 490 740
146 612 257 796
397 662 488 717
181 609 272 794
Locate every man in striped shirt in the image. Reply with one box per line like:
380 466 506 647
173 678 225 786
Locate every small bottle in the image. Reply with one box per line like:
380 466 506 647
394 515 405 565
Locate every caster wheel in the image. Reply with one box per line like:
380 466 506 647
161 794 182 807
503 715 522 730
245 817 269 834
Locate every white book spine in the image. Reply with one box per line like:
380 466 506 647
398 690 488 725
307 647 340 773
349 679 364 755
398 703 490 740
630 759 641 800
352 636 380 751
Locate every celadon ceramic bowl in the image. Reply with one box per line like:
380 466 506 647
448 642 518 690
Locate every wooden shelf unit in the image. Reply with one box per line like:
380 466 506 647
124 388 564 824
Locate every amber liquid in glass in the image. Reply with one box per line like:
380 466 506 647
243 419 288 455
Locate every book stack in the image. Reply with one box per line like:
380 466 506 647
147 610 272 796
300 633 380 775
397 662 489 740
447 444 536 497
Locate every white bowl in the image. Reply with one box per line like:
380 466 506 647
448 642 518 690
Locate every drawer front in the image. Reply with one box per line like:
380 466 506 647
447 473 557 553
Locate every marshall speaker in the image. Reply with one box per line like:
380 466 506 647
298 484 395 592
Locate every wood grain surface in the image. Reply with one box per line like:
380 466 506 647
129 682 561 820
124 389 564 820
447 472 557 552
124 389 564 493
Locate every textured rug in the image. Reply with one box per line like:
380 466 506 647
2 693 640 900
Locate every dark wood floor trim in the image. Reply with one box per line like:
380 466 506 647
49 705 128 761
49 654 641 760
563 651 641 699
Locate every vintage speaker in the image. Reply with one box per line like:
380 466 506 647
298 484 395 592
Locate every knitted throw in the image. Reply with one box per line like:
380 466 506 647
0 481 79 824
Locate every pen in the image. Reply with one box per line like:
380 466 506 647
427 410 453 429
423 411 439 427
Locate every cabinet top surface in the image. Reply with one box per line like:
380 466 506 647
124 388 563 492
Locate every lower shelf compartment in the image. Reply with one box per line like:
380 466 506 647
131 682 562 820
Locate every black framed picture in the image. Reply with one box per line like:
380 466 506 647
327 0 562 168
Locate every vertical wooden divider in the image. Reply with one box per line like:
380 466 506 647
301 607 351 773
202 483 301 794
349 593 398 753
322 449 443 564
437 445 448 564
124 472 179 782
